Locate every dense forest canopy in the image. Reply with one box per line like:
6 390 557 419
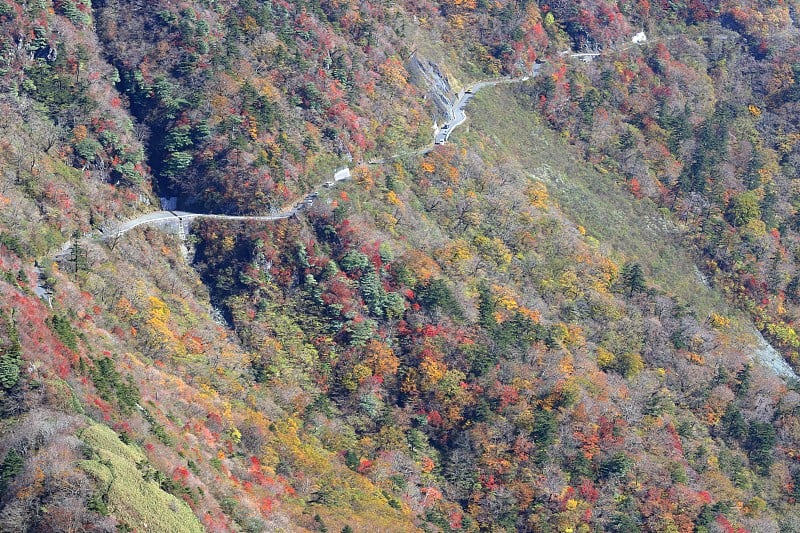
2 0 800 531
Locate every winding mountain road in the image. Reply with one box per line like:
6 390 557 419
98 67 540 240
49 39 688 241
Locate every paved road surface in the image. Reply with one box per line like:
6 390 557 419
111 211 187 236
105 198 315 239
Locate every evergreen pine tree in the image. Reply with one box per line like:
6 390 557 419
70 230 88 278
0 449 23 495
735 364 752 398
621 262 646 295
0 314 22 390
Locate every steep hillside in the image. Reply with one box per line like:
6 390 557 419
1 1 800 532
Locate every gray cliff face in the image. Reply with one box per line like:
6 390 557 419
407 54 456 119
753 329 800 382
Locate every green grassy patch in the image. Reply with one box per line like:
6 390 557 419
460 85 736 322
78 422 203 533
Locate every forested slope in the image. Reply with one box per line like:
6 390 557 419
1 1 800 532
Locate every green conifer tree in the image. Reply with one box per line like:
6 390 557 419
0 313 21 390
